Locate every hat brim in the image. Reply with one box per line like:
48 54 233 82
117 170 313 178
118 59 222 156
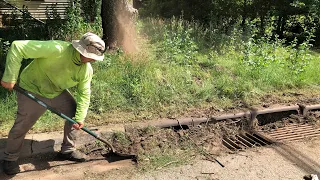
72 40 104 61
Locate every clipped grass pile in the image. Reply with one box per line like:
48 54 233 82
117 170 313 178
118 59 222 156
81 119 245 171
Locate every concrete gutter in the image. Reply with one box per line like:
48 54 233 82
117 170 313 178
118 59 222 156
0 124 125 161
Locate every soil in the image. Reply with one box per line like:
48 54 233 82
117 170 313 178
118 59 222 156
79 118 248 160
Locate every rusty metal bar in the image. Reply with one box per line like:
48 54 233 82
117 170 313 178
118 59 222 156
149 119 179 128
239 134 260 146
177 118 208 127
272 131 320 140
144 104 320 134
270 129 320 138
245 133 268 146
269 127 317 136
222 139 237 151
252 134 273 145
231 137 249 148
223 137 241 150
276 134 320 141
236 135 253 147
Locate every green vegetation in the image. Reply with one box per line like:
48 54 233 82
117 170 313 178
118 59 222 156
1 16 320 134
0 0 320 173
0 1 320 136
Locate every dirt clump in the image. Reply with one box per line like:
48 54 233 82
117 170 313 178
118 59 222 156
111 121 246 157
80 119 251 165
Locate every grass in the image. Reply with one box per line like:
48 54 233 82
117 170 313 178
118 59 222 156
138 150 194 171
1 17 320 137
109 126 197 172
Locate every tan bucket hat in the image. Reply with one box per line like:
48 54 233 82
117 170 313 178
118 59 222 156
72 32 105 61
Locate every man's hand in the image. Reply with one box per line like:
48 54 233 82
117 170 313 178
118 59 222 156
1 81 15 90
73 122 84 130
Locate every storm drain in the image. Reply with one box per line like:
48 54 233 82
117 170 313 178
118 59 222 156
222 132 272 152
260 123 320 142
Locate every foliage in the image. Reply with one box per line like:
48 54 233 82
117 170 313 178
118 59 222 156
242 37 281 70
242 31 313 76
285 39 312 74
45 4 64 39
62 0 85 40
0 39 11 74
80 0 101 23
159 17 199 65
140 0 320 47
0 2 320 135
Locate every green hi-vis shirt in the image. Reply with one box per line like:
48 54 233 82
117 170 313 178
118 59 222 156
2 40 93 123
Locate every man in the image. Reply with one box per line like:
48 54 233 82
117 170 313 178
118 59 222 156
1 32 105 175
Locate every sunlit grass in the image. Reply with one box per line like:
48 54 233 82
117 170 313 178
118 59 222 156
1 17 320 135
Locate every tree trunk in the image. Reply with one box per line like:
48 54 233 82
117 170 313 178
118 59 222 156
101 0 136 50
101 0 116 48
260 15 265 37
241 0 247 32
133 0 142 9
276 15 282 38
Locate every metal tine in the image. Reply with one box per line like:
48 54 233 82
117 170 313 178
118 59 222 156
222 139 238 152
245 133 267 146
230 136 248 149
223 137 241 150
235 135 252 147
239 133 261 146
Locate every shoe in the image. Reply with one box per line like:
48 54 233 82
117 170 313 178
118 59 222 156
3 160 20 175
57 150 87 162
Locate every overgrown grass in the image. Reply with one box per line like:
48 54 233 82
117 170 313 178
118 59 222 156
1 17 320 136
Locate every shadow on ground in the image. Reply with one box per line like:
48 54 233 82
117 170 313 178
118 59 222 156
273 142 320 176
0 138 55 180
0 138 135 180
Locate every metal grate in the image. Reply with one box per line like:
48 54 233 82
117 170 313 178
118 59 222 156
260 123 320 142
222 132 272 152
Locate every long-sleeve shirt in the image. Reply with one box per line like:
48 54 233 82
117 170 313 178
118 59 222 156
2 40 93 123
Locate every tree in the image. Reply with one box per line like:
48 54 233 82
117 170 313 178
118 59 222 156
101 0 116 48
101 0 138 50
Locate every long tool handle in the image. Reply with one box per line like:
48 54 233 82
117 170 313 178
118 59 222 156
13 85 115 152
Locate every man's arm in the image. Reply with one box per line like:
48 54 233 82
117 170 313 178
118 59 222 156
1 40 59 89
74 66 93 125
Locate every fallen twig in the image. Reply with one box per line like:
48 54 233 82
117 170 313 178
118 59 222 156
156 160 179 170
203 156 225 167
185 134 225 168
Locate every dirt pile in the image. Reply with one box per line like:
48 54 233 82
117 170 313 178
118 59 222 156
80 120 250 162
